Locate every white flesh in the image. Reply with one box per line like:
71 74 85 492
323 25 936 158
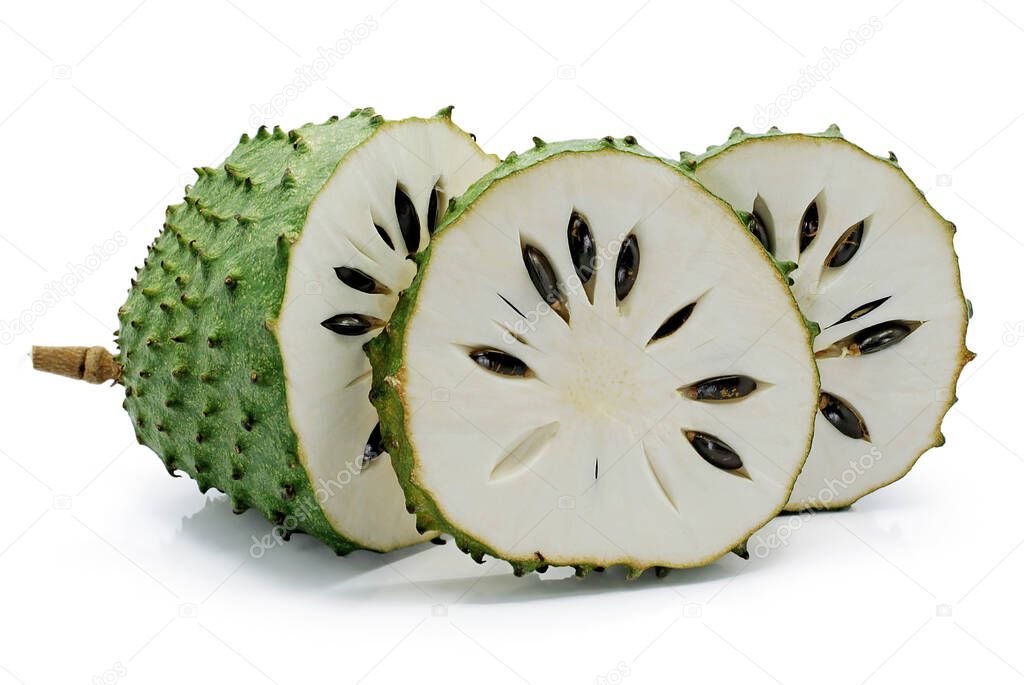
278 119 497 551
696 135 968 510
402 150 818 567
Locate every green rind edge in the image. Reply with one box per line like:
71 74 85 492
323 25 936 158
690 124 974 512
117 107 475 555
367 136 820 578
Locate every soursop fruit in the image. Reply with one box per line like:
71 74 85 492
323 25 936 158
690 126 972 511
33 108 497 554
366 137 821 577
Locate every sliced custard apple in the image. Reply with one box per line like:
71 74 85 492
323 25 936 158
691 126 972 511
367 137 820 577
32 108 498 554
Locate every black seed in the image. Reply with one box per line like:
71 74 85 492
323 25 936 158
826 220 865 268
430 536 447 545
615 234 639 302
361 423 385 467
649 302 696 343
395 185 421 253
281 483 296 500
854 319 918 354
681 375 758 401
799 199 819 252
685 430 744 471
522 244 569 324
375 223 394 250
750 214 771 252
427 186 440 235
334 266 389 294
751 195 774 254
828 296 891 328
816 320 922 358
320 313 386 336
567 211 596 291
469 348 531 377
819 392 870 440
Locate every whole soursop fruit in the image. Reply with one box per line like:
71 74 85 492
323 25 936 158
366 137 821 577
690 126 973 511
33 108 497 555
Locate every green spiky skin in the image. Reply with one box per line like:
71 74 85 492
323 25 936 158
690 124 974 511
117 108 449 555
366 136 816 578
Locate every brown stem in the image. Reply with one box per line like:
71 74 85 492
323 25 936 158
32 346 121 384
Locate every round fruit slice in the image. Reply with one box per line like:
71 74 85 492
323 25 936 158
368 138 820 576
33 108 497 554
692 126 972 511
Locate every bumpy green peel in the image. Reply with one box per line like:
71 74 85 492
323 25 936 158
117 107 454 555
367 136 819 577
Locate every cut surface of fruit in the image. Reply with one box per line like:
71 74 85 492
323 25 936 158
117 108 497 553
693 127 971 511
368 138 820 574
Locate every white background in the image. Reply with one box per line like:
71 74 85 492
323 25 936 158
0 1 1020 683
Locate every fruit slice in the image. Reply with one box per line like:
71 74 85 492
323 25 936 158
367 137 820 576
33 108 497 554
692 126 972 511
